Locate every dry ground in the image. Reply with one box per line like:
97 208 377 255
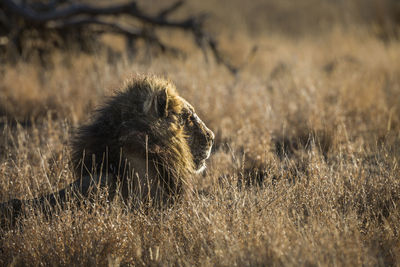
1 0 400 266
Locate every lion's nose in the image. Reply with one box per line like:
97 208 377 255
210 131 215 140
206 130 214 145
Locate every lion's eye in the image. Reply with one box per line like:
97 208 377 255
179 110 196 127
187 114 195 126
178 114 186 126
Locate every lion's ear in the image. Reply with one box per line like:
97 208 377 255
156 88 169 117
143 88 169 117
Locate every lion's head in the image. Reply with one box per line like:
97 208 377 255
176 96 214 173
72 76 214 199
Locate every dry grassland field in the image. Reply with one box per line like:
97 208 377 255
1 0 400 266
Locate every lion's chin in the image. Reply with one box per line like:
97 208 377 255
195 161 207 174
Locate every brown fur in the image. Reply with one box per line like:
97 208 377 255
1 75 214 226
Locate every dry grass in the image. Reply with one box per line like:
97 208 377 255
1 0 400 266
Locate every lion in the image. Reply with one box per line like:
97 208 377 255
1 75 214 225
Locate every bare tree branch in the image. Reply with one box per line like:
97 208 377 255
0 0 196 28
1 0 138 23
51 18 182 55
207 36 239 75
156 0 184 19
0 0 239 74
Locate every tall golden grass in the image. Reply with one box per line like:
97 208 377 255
1 0 400 265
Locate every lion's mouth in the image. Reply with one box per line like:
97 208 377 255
194 145 213 174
